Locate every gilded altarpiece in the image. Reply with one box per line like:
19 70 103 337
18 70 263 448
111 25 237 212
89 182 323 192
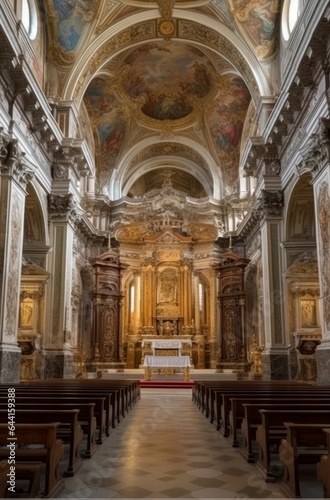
214 252 250 372
119 227 218 368
88 251 127 371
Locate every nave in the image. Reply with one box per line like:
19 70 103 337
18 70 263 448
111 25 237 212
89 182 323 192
60 388 288 499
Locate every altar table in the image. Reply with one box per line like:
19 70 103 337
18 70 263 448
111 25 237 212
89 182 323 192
143 355 191 381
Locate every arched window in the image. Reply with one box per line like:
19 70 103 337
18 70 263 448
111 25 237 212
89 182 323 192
22 0 38 40
282 0 300 41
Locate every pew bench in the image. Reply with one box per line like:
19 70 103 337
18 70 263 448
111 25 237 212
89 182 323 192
240 401 330 464
217 387 330 435
0 459 42 498
255 409 330 482
0 392 108 445
317 428 330 498
226 397 330 450
0 423 64 498
0 401 97 459
0 409 83 477
279 422 330 498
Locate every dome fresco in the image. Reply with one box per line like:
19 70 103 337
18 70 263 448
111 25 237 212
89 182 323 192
122 42 214 120
44 0 282 194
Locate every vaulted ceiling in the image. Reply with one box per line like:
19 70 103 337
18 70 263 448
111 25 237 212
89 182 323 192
45 0 280 200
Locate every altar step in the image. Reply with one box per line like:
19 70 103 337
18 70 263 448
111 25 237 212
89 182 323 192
140 380 195 389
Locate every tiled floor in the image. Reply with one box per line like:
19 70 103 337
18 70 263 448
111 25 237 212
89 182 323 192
59 388 321 499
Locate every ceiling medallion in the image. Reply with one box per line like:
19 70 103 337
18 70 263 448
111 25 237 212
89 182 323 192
159 19 175 40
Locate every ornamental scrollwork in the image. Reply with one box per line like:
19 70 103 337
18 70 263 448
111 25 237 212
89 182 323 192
297 118 330 177
0 137 34 189
48 193 81 223
259 189 284 218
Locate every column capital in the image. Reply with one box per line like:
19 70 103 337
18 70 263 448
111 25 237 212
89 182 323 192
48 193 82 223
262 158 281 176
297 118 330 178
0 135 34 190
255 189 284 219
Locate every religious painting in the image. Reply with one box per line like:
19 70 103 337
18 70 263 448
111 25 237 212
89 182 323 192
20 300 34 328
230 0 281 60
84 77 126 171
52 0 97 51
122 42 214 120
317 181 330 331
300 299 317 329
208 75 251 188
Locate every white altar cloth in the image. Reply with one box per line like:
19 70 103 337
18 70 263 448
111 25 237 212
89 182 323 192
142 339 192 349
144 355 191 367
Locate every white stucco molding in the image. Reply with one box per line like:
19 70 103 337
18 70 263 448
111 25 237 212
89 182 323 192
62 10 271 105
109 136 222 200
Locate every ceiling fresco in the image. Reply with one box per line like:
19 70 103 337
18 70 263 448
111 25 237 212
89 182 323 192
122 42 214 120
45 0 280 199
83 77 127 181
207 75 251 187
51 0 98 51
230 0 280 60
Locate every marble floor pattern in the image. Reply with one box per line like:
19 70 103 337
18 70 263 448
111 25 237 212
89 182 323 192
58 388 320 499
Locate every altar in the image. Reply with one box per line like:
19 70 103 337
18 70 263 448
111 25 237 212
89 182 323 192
141 339 192 357
144 355 191 381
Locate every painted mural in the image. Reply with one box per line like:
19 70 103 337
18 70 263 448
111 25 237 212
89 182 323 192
83 77 126 178
317 182 330 331
208 75 251 189
230 0 280 59
122 42 214 120
52 0 97 51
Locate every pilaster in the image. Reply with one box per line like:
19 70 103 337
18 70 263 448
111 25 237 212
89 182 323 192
257 187 289 379
299 118 330 383
43 193 78 378
0 132 34 382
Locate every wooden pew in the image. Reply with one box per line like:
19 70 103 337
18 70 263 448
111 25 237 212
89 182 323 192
0 401 97 459
240 401 330 464
0 460 42 498
193 380 312 419
0 409 83 476
279 423 330 498
256 409 330 482
215 386 330 433
19 378 140 422
227 396 330 448
317 428 330 498
12 384 118 430
0 392 107 445
0 423 64 498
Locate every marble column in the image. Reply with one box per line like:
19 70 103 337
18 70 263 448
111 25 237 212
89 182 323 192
299 118 330 383
258 190 289 379
0 135 34 382
43 193 76 378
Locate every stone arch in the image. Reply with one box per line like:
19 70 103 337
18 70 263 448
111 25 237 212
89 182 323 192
63 11 271 106
284 173 315 247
